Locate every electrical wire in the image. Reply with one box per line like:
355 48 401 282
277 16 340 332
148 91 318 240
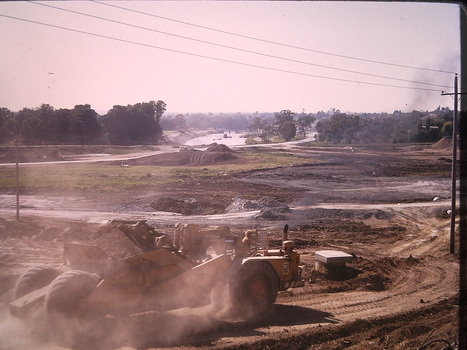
0 13 451 93
27 0 453 90
90 0 458 76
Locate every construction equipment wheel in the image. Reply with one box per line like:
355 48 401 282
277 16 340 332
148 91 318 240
229 262 278 318
45 270 100 347
14 265 61 300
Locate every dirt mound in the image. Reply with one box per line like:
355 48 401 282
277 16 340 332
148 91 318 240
128 148 236 166
91 228 142 261
150 196 228 215
206 143 233 152
432 137 452 149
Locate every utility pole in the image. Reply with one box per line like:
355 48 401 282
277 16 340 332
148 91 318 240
458 7 467 350
451 74 458 254
15 131 19 221
441 74 460 254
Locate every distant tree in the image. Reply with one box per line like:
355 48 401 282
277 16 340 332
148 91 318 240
54 108 72 143
273 109 296 141
16 104 56 144
260 125 274 142
327 108 340 116
316 113 360 144
441 121 453 137
0 108 15 143
342 115 360 143
296 114 315 138
279 121 296 141
68 105 102 144
274 110 295 129
173 114 186 130
312 108 453 145
155 100 166 128
248 116 267 135
102 101 164 145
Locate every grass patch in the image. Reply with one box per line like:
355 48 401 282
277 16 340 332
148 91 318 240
0 150 310 191
0 145 159 158
0 164 181 191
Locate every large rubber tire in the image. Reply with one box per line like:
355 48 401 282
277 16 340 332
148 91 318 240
45 270 100 347
14 265 61 300
229 262 279 319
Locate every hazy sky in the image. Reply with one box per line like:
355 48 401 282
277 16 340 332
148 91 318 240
0 1 461 115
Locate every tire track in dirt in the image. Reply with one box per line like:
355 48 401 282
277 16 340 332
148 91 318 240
275 259 457 328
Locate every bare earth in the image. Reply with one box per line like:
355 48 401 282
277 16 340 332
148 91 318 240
0 138 460 350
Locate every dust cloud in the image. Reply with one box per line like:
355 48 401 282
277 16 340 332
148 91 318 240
0 279 236 350
124 281 234 348
0 308 53 350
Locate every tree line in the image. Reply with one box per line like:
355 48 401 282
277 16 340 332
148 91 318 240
242 107 453 144
0 101 166 145
247 110 315 142
0 103 453 146
314 107 453 144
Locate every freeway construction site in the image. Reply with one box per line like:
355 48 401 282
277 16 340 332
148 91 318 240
0 136 461 350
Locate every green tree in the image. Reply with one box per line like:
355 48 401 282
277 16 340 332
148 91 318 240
441 121 453 137
173 114 186 130
248 116 267 135
16 104 56 144
316 113 360 144
260 125 274 142
273 110 296 141
274 110 295 129
279 121 296 141
102 101 164 145
296 114 315 138
69 105 102 144
0 108 15 143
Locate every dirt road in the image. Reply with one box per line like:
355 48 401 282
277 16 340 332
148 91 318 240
0 139 460 350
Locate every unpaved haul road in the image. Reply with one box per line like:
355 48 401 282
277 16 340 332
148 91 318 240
206 261 458 349
179 206 459 349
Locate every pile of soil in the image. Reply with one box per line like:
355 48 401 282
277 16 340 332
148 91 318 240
432 137 452 149
150 195 229 215
90 228 143 261
128 143 236 166
206 143 233 152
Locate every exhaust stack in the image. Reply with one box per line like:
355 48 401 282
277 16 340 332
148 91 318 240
283 224 289 242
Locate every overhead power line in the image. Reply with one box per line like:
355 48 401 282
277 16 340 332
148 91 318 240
91 0 457 75
0 13 448 93
27 0 453 90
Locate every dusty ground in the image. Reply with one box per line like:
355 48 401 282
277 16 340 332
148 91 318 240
0 137 460 350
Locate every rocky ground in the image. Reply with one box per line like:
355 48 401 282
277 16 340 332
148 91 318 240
0 137 460 350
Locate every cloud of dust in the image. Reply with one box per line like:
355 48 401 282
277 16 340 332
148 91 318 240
97 280 235 349
288 192 319 225
0 308 51 350
407 53 459 112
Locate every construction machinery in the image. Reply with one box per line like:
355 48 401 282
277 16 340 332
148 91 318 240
9 220 304 344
